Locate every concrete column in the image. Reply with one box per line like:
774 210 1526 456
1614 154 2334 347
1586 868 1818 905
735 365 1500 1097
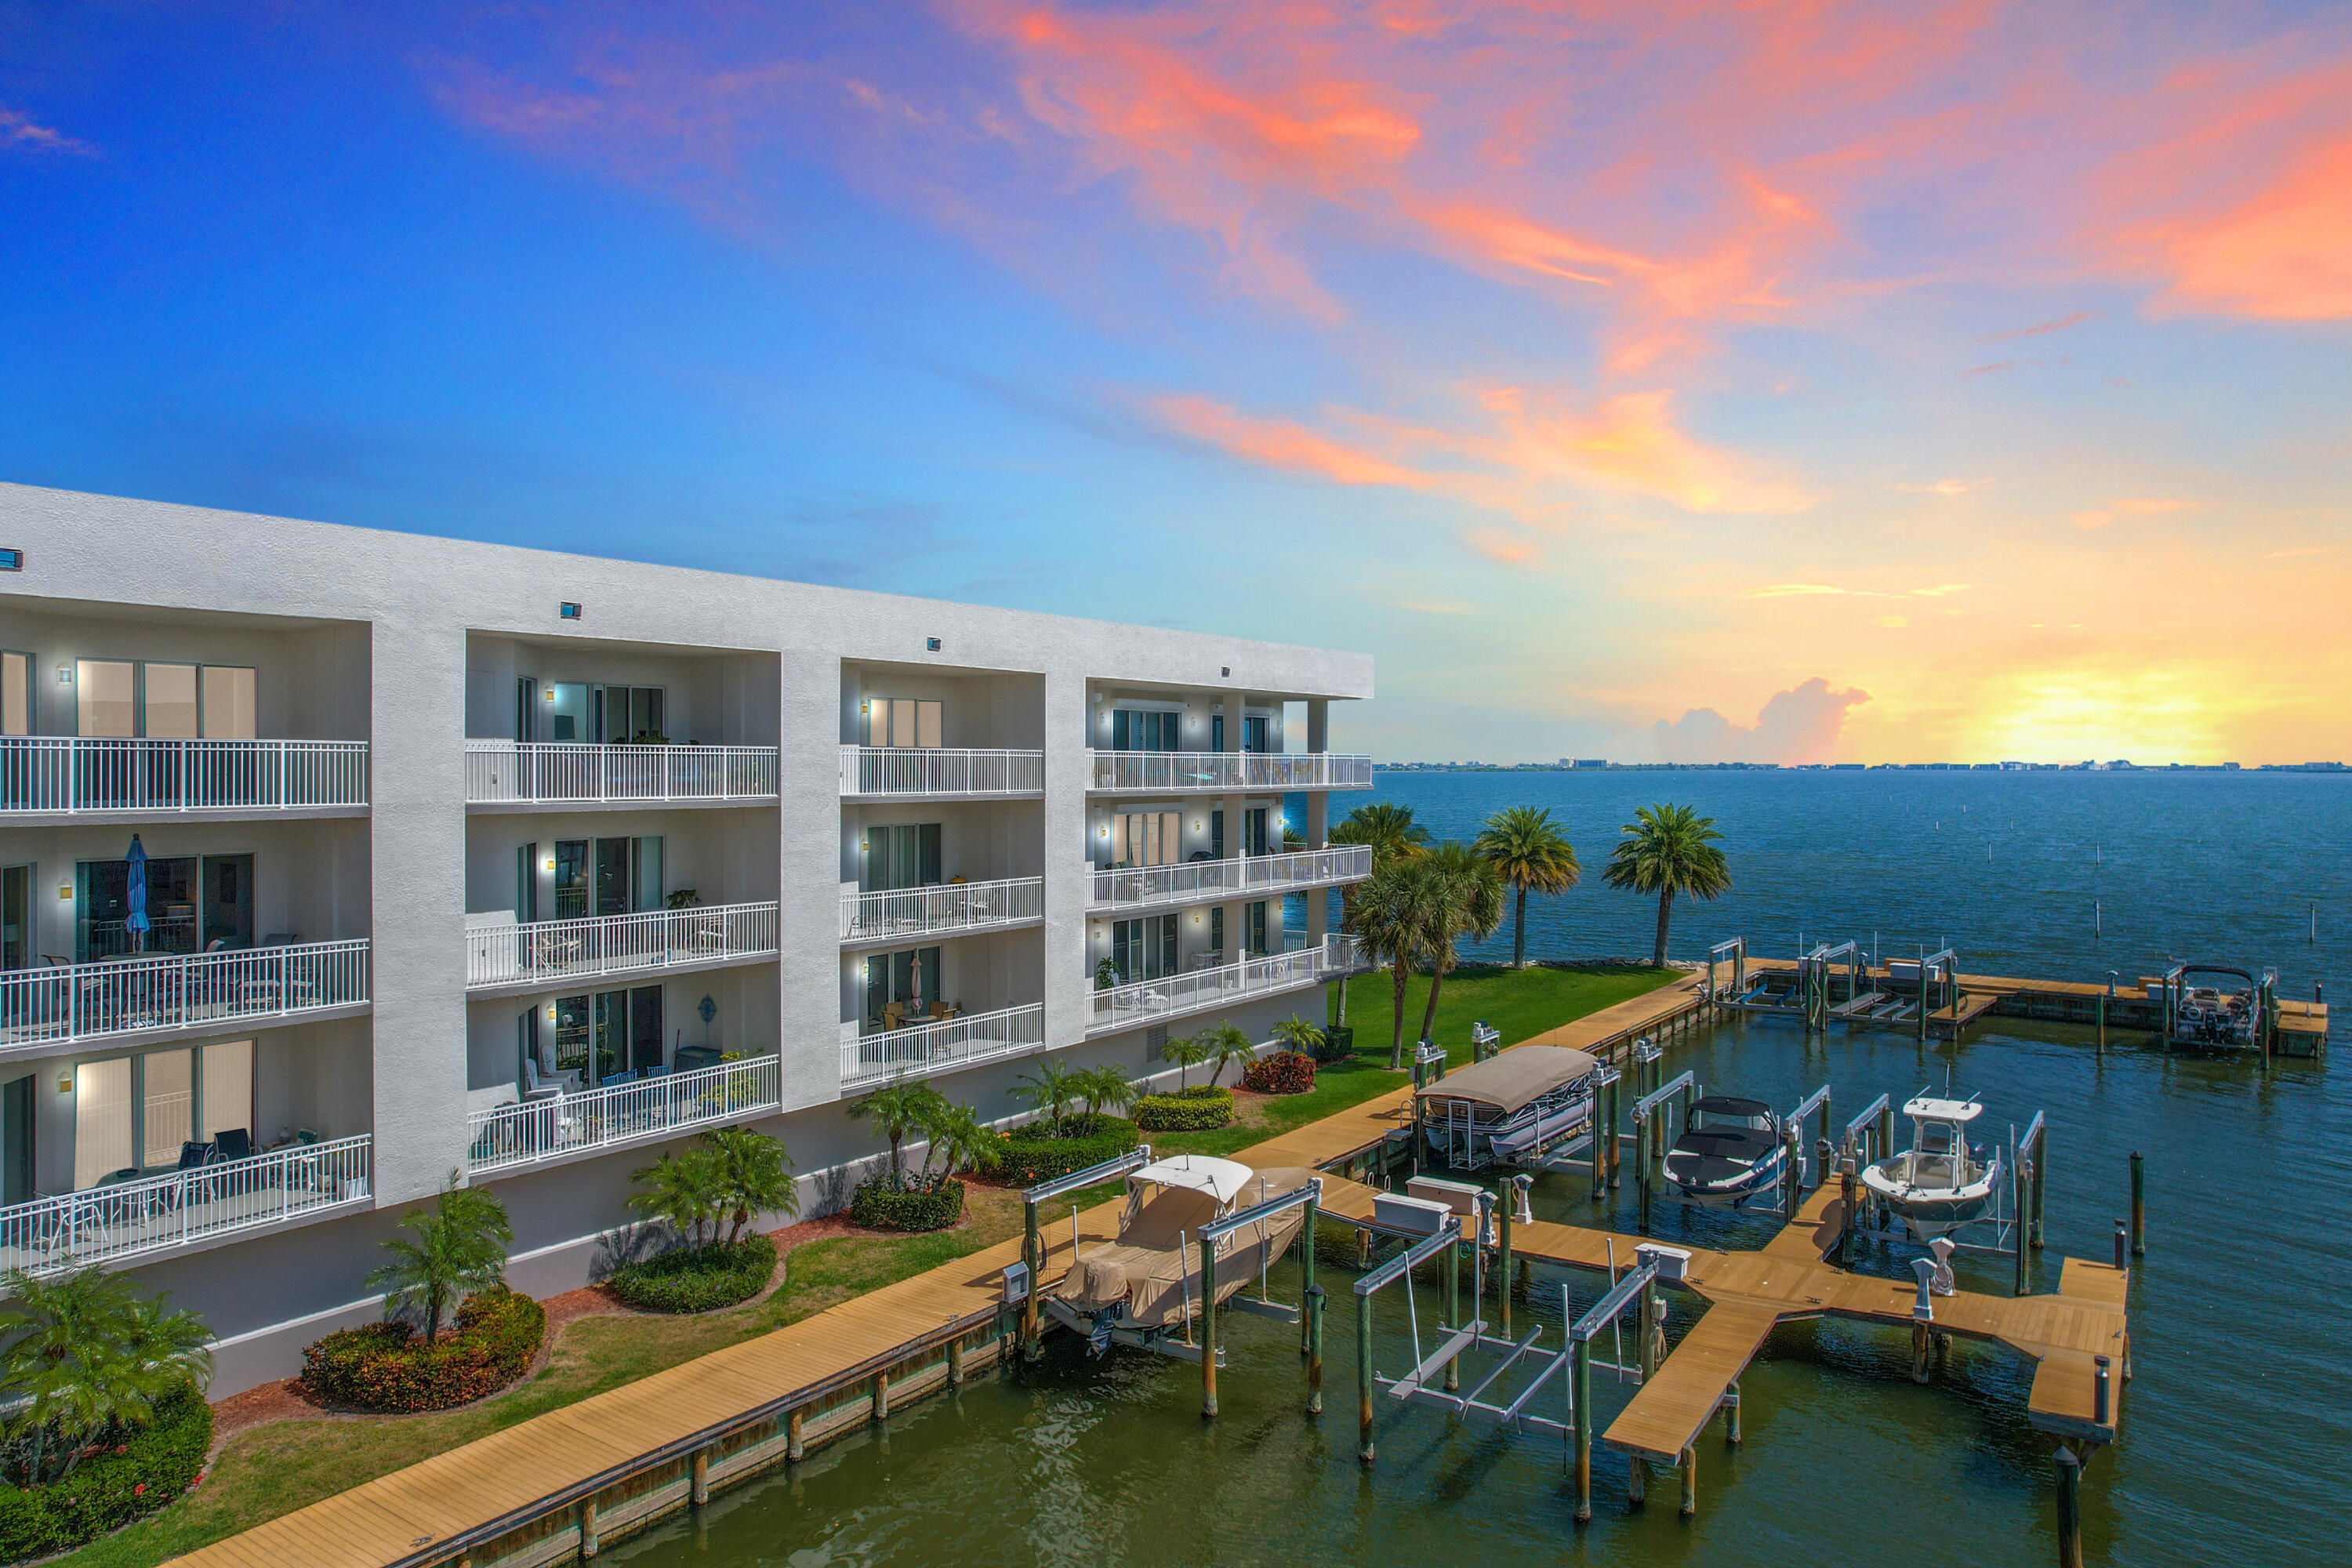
775 650 844 1109
1041 667 1092 1054
369 618 470 1203
1222 688 1248 960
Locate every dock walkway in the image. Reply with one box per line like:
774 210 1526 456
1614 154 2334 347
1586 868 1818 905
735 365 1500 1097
179 971 2123 1565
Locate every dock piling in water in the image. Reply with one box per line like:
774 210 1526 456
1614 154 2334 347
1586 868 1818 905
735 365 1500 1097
2129 1152 2146 1256
1306 1284 1325 1415
1200 1233 1220 1419
2054 1447 2084 1568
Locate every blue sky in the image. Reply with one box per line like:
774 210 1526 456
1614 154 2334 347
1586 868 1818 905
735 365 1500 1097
5 2 2348 763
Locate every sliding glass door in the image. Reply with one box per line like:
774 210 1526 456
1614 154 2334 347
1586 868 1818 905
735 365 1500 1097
863 823 942 891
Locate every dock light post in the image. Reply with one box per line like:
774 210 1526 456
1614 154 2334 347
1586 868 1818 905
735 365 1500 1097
2093 1356 2111 1427
2112 1218 2128 1272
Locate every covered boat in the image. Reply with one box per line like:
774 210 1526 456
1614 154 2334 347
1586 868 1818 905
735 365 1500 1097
1661 1094 1787 1208
1050 1155 1314 1354
1417 1045 1599 1170
1858 1092 2002 1238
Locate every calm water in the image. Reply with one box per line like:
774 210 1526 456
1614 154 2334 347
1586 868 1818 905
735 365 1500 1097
619 772 2347 1567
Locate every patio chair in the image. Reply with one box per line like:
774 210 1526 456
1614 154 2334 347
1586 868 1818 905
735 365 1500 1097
523 1057 581 1098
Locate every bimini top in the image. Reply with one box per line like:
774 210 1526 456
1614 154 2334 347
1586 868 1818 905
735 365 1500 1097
1902 1094 1984 1123
1417 1046 1599 1116
1131 1154 1256 1206
1691 1095 1772 1120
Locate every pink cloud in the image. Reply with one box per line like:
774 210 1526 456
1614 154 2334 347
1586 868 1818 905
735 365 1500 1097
1 107 93 155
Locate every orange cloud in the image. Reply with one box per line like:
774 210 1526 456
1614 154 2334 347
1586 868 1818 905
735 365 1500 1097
2150 138 2352 319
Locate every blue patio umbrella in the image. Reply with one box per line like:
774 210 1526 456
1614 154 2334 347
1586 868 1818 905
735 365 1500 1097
125 833 151 953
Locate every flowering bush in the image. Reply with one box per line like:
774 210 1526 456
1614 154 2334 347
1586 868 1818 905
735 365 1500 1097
298 1287 545 1413
1241 1052 1318 1095
0 1383 209 1559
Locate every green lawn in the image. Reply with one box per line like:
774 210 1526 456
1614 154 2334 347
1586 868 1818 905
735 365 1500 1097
65 964 1674 1567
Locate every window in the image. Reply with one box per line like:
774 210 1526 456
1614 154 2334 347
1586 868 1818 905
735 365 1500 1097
584 835 663 917
554 840 590 919
2 865 29 970
72 1040 252 1189
597 685 665 744
71 660 256 739
561 986 666 1085
1111 709 1181 750
1210 809 1224 858
1244 714 1271 753
864 823 942 891
1111 811 1180 868
514 844 539 924
1245 900 1269 956
1 651 30 735
1111 916 1178 982
866 946 942 1025
1243 807 1269 857
866 699 942 749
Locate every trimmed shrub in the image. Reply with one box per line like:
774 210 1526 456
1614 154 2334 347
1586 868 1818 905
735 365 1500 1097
1133 1088 1236 1131
607 1234 778 1313
1314 1025 1356 1065
298 1287 546 1413
0 1383 210 1560
1241 1051 1318 1095
849 1178 966 1233
984 1113 1141 1183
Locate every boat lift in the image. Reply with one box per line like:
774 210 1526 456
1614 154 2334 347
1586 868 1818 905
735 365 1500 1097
1195 1176 1325 1417
1840 1104 2049 1288
1018 1145 1156 1359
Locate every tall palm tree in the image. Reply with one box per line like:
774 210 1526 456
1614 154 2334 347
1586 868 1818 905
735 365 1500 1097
1474 805 1581 969
850 1080 949 1189
1349 858 1444 1069
704 1127 798 1245
1193 1022 1256 1087
918 1102 994 1187
0 1267 212 1486
629 1148 726 1247
1271 1013 1327 1060
1330 801 1434 1031
1073 1062 1138 1117
1603 802 1733 967
1013 1058 1083 1128
1412 841 1506 1047
365 1174 513 1343
1160 1032 1211 1091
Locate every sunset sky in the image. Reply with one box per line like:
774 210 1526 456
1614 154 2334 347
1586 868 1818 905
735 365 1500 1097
3 2 2347 763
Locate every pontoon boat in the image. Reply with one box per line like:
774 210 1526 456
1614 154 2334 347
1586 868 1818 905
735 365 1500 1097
1416 1045 1599 1170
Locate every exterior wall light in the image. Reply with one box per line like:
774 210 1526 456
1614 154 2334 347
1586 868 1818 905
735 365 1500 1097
542 856 555 872
56 665 72 684
57 884 71 901
56 1072 72 1094
560 602 583 620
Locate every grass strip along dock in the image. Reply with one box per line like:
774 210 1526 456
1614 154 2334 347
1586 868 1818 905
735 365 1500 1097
176 974 2127 1566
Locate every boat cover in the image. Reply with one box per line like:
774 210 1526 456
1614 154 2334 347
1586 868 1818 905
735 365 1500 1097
1058 1165 1316 1327
1415 1046 1599 1115
1690 1095 1771 1119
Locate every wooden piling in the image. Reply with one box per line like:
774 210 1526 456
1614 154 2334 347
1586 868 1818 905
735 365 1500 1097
1306 1283 1325 1416
786 1407 805 1462
579 1499 600 1559
1300 1194 1319 1356
2031 1130 2048 1251
948 1336 965 1387
1838 1166 1858 1269
872 1369 890 1423
1356 1287 1376 1465
1638 1282 1660 1385
691 1447 709 1507
2129 1152 2146 1257
1910 1322 1931 1385
2053 1446 2084 1568
1200 1233 1220 1419
1443 1233 1462 1392
1020 1201 1043 1360
1724 1377 1742 1445
1606 1073 1623 1191
1679 1444 1697 1517
1627 1456 1648 1508
1572 1334 1593 1524
1496 1190 1515 1335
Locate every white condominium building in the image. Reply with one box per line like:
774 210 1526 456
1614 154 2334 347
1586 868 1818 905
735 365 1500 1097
0 483 1374 1392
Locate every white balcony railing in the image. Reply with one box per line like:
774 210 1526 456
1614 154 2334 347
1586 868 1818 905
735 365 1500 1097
841 877 1044 942
463 902 779 989
0 737 369 813
0 1134 372 1278
1089 845 1372 911
1086 750 1374 793
1088 935 1359 1033
466 1057 782 1176
839 746 1045 797
840 1002 1047 1090
0 941 372 1051
465 742 779 805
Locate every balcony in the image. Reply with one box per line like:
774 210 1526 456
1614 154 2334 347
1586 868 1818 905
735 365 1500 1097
840 1002 1047 1091
0 941 372 1056
467 1057 782 1177
1087 935 1359 1035
839 746 1045 800
1085 750 1374 793
0 737 368 820
841 877 1045 947
0 1134 372 1278
1087 845 1373 913
464 902 779 993
465 742 779 809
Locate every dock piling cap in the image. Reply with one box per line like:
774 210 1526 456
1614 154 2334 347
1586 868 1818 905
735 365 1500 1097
1901 1094 1984 1123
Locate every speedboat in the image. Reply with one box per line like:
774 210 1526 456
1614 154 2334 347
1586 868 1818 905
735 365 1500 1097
1858 1092 2002 1239
1662 1095 1787 1208
1047 1155 1313 1356
1416 1045 1599 1171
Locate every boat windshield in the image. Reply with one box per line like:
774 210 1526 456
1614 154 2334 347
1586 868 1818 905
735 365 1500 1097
1918 1123 1956 1156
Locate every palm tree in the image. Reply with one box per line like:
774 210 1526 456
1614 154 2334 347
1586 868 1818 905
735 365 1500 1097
1194 1021 1257 1087
1013 1058 1083 1129
629 1148 726 1247
1603 801 1733 967
1328 801 1432 868
1073 1062 1137 1117
703 1127 797 1246
1475 805 1581 968
917 1101 993 1187
1350 858 1443 1069
1411 841 1506 1047
0 1267 212 1486
1160 1032 1211 1091
850 1079 949 1189
365 1174 513 1343
1271 1013 1327 1060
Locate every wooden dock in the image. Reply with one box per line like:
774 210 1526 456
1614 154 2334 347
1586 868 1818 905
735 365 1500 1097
176 971 2126 1563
